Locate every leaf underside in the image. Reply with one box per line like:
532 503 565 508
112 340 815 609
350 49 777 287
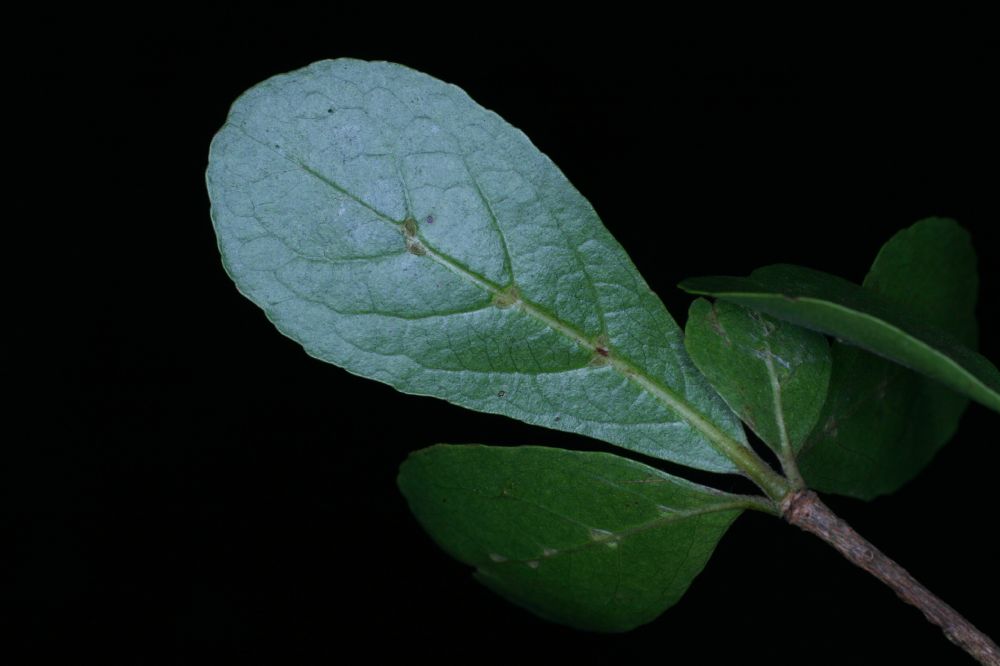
684 299 832 459
207 58 748 473
398 445 744 632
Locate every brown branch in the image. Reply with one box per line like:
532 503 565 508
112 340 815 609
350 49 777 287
782 490 999 666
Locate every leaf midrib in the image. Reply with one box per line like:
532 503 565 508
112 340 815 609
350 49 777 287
423 477 747 567
485 499 745 568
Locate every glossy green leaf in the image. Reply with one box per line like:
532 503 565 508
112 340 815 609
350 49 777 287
679 258 999 414
398 445 747 632
684 299 831 460
208 59 750 473
798 218 978 497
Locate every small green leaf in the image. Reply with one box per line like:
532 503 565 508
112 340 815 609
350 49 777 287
398 445 747 632
679 256 999 414
208 59 750 473
684 299 832 460
798 218 978 498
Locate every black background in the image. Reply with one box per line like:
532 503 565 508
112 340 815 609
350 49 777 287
19 22 999 665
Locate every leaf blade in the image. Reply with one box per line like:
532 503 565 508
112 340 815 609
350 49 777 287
797 218 978 497
208 59 749 473
397 445 746 632
684 299 832 459
679 258 1000 414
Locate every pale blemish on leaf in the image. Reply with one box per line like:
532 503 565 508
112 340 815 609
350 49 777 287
589 528 615 542
824 415 839 439
406 238 427 256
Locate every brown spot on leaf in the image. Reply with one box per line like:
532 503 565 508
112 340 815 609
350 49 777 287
708 302 733 346
403 217 418 237
492 285 520 309
588 354 610 368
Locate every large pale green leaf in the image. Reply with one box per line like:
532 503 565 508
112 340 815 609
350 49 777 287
797 219 978 497
207 59 749 473
679 259 999 414
397 445 748 632
684 299 831 459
